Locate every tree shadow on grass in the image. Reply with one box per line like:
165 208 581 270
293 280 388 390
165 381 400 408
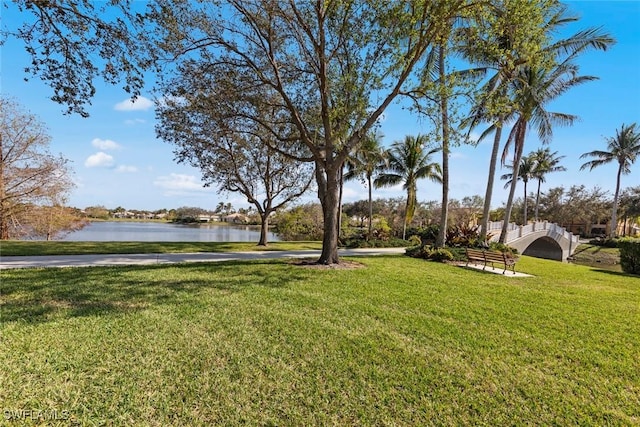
590 268 639 279
0 260 312 324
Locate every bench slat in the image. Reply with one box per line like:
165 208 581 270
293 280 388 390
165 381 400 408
465 248 517 275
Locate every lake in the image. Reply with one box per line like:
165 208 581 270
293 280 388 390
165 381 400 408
63 221 280 242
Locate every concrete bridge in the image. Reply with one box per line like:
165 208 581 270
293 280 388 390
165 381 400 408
485 221 580 262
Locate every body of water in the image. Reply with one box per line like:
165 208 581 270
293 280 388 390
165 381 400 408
63 221 279 242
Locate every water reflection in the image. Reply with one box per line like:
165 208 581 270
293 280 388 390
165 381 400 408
63 221 279 242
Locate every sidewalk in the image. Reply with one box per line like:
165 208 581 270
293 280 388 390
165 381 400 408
0 248 406 269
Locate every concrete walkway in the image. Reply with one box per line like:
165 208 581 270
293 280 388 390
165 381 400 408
0 248 406 270
457 262 533 277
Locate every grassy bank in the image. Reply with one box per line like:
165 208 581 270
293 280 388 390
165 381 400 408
0 241 322 256
571 244 621 266
1 255 638 425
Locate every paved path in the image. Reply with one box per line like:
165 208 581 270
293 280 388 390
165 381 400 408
0 248 406 270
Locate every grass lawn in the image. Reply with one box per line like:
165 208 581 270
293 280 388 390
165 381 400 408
1 255 638 425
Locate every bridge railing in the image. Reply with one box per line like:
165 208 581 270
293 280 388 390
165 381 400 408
485 221 580 244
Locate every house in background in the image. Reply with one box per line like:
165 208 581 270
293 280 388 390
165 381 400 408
223 213 249 224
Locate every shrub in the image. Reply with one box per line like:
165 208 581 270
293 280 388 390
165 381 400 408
446 224 481 247
618 239 640 275
405 245 453 262
408 235 422 247
414 225 439 245
273 203 324 240
588 237 620 248
344 237 408 248
488 242 518 255
447 247 467 262
427 248 454 262
405 245 423 258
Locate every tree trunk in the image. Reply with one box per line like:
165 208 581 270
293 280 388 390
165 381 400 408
611 165 622 238
500 131 525 243
534 179 542 222
402 194 411 241
480 123 503 243
317 163 341 264
436 45 449 248
337 165 344 240
258 213 269 246
523 181 528 225
0 134 7 240
367 173 373 240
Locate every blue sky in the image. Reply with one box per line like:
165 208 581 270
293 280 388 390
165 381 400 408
1 1 639 212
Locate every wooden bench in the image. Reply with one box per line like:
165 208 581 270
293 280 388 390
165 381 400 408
465 248 517 275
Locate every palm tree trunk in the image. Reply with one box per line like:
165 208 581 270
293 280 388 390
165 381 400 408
436 45 449 248
611 165 622 238
534 179 542 222
480 122 503 242
523 181 528 224
404 184 417 241
500 127 525 243
402 196 410 241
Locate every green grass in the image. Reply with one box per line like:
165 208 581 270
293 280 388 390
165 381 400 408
0 240 322 256
1 256 638 425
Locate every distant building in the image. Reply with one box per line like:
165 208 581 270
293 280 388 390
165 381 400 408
223 213 249 224
197 214 220 223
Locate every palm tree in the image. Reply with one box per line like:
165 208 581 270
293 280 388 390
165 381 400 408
530 148 566 221
463 3 613 243
498 52 610 242
374 135 442 240
344 131 386 240
580 123 640 237
501 154 536 224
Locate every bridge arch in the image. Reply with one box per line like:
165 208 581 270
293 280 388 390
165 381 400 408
521 236 564 261
486 221 579 261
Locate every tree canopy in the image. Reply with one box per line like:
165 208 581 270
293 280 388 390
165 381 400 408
0 97 82 239
5 1 147 117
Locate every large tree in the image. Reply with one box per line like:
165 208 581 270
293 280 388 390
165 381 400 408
537 185 610 234
580 123 640 237
156 94 314 246
374 135 442 240
0 97 79 239
143 0 480 264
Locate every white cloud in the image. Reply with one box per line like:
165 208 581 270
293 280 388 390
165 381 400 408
91 138 121 151
114 96 154 111
153 173 209 196
124 118 146 125
116 165 138 173
341 185 365 203
84 152 115 168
